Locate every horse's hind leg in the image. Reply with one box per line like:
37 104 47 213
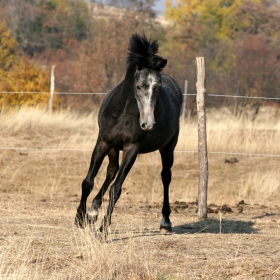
159 132 178 233
75 139 109 228
99 144 139 238
87 148 119 224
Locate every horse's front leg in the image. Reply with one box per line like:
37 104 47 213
159 133 178 234
98 144 140 239
75 139 109 228
87 148 119 224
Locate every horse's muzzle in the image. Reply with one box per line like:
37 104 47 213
140 122 156 131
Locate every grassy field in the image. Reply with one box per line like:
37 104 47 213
0 107 279 279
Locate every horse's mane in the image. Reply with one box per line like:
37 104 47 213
126 33 165 71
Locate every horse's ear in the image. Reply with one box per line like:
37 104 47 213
157 59 167 70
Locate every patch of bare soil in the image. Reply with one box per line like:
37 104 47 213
0 196 279 279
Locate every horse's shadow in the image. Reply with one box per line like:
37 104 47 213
109 218 258 242
172 218 258 234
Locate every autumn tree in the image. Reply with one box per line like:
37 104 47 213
219 1 280 100
4 0 90 56
0 22 58 108
0 21 17 70
163 0 280 110
0 59 53 108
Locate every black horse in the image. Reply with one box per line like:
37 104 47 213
75 33 182 237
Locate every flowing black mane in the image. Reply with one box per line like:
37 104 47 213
126 33 165 71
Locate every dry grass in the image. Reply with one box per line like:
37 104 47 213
0 200 279 279
0 106 279 279
178 106 280 155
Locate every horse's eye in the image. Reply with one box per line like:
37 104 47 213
137 86 141 90
154 84 161 92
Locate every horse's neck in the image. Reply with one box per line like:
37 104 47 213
120 66 137 107
122 65 135 93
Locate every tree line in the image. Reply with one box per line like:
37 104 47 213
0 0 279 112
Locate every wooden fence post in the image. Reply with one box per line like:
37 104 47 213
196 57 208 220
49 65 56 115
181 80 188 128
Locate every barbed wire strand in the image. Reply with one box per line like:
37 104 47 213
1 91 280 100
1 147 280 157
0 91 107 95
0 147 91 152
207 94 280 100
178 150 280 157
184 94 280 100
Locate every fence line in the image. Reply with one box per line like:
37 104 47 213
207 94 280 101
1 91 280 100
1 147 280 157
1 91 279 158
0 91 107 95
185 94 280 100
177 151 280 157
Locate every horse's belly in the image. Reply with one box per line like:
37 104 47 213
138 132 175 153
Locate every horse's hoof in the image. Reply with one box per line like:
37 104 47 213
75 220 86 228
74 214 87 229
87 213 98 225
160 217 172 234
94 231 108 242
94 231 102 241
160 226 172 234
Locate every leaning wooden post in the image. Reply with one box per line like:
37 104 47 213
196 57 208 220
49 65 56 115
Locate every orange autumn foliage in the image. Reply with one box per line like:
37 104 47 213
0 21 59 109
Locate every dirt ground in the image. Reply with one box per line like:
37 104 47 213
0 194 279 279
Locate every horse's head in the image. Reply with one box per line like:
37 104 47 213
127 33 167 131
134 62 166 131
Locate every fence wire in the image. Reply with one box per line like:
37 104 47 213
1 91 280 100
1 147 280 157
207 94 280 101
0 91 107 95
184 94 280 100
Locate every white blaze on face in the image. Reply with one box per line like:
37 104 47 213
137 73 158 131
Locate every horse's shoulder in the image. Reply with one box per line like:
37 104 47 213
161 74 183 102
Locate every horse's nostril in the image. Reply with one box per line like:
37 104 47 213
141 123 146 129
